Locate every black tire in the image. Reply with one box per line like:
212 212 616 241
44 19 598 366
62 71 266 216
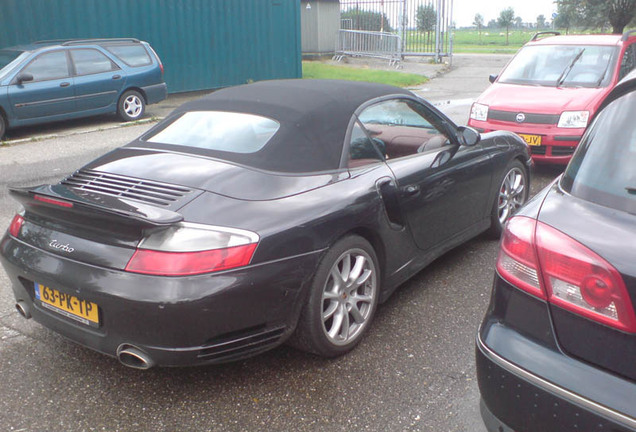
488 159 528 238
117 90 145 121
290 235 380 357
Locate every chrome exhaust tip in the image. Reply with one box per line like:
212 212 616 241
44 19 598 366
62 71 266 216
116 344 155 370
15 301 31 319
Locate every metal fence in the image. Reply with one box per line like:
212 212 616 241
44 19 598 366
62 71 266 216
334 30 402 66
339 0 453 62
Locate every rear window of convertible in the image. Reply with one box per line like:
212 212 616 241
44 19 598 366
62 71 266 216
146 111 280 153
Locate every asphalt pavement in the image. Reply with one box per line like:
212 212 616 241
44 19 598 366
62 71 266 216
0 53 564 432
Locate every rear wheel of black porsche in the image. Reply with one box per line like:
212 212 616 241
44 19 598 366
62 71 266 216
291 236 379 357
488 159 528 238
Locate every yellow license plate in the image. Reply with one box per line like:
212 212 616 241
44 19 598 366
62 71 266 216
35 283 99 327
519 134 542 146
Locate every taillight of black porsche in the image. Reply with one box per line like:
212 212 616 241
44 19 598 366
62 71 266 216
125 223 259 276
497 216 636 333
8 214 25 238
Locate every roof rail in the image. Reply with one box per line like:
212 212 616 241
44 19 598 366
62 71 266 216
530 31 561 42
32 39 74 45
62 38 141 46
622 30 636 41
32 38 141 46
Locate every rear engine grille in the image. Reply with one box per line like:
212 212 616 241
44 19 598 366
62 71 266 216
61 169 193 207
198 326 286 362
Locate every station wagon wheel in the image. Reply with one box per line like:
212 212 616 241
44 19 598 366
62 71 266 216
489 160 528 237
117 90 145 122
290 235 379 357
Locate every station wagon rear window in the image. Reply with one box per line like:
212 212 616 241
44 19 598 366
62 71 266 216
146 111 280 154
105 44 151 67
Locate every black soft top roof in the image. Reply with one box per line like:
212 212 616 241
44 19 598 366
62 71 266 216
149 79 413 173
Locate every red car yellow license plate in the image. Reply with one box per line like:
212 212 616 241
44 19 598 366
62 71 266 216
35 283 99 327
519 134 542 146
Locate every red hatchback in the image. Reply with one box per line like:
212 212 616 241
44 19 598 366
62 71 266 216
469 31 636 164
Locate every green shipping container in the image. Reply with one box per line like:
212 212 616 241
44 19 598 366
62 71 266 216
0 0 301 93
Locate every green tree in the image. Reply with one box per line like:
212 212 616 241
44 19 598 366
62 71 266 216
473 13 484 32
416 4 437 32
498 7 515 45
341 8 394 32
608 0 636 33
555 0 636 34
537 14 547 29
416 4 437 45
473 13 484 43
554 1 581 32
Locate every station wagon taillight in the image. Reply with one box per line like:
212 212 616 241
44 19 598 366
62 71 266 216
497 216 636 333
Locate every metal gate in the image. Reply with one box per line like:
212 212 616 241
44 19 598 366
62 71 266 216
338 0 453 62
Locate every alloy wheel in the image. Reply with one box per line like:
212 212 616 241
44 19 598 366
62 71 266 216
498 167 526 225
321 248 377 346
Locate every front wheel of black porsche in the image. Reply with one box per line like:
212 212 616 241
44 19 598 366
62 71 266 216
488 160 528 238
291 236 379 357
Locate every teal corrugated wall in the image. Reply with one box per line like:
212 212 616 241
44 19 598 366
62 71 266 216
0 0 302 93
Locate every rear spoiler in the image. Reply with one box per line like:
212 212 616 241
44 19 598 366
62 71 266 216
10 184 183 227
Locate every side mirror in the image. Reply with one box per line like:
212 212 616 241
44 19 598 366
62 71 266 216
16 72 34 84
457 126 481 147
488 74 498 84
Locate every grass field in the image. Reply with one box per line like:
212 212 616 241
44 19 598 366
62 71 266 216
450 28 599 53
302 61 428 87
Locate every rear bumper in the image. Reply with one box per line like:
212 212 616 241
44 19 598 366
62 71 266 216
477 274 636 431
477 333 636 431
1 233 320 367
141 82 167 105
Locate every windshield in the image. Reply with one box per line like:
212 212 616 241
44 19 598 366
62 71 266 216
561 90 636 214
499 44 617 88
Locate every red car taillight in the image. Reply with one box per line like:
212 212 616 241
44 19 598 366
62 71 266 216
497 216 636 333
497 216 544 299
125 223 259 276
126 244 257 276
8 214 24 238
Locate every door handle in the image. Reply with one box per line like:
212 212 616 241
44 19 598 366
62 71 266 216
404 185 420 196
112 74 121 80
60 82 70 88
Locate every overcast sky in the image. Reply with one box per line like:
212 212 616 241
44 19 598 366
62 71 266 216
452 0 557 27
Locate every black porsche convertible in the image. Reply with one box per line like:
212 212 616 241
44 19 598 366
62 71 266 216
0 79 531 368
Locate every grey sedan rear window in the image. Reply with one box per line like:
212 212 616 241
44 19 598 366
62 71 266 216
105 44 151 67
146 111 280 153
